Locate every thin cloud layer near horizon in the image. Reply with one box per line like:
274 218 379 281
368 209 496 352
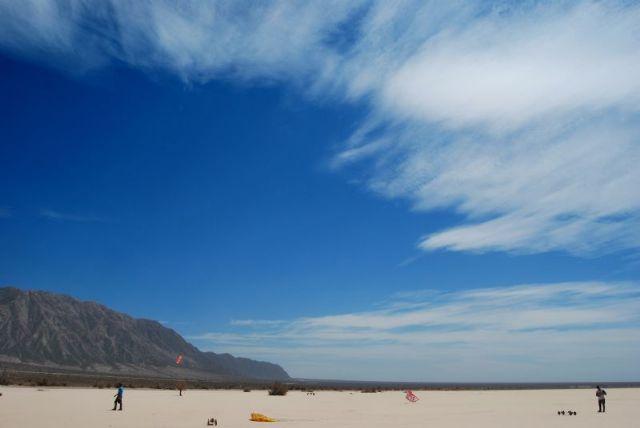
193 281 640 381
1 0 639 381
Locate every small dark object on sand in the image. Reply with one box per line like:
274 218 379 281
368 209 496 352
207 417 218 426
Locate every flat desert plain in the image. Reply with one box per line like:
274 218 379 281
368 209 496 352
1 386 638 427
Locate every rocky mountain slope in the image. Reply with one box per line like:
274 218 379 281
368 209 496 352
0 287 288 380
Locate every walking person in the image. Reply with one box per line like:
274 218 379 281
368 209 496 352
596 385 607 413
112 383 124 411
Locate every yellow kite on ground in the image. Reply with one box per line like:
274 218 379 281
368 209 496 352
250 412 277 422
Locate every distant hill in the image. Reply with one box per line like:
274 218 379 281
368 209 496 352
0 287 289 380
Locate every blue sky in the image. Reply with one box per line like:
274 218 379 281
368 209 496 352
1 0 640 382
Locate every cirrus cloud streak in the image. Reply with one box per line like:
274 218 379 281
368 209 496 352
1 0 639 255
192 281 640 381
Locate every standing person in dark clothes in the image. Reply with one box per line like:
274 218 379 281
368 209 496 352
596 385 607 413
112 383 124 411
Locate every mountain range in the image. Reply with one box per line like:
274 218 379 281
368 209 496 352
0 287 289 380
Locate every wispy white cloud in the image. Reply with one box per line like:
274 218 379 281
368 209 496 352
40 209 107 223
1 1 639 256
339 1 638 257
334 1 640 255
230 319 286 327
380 2 640 131
192 281 640 381
0 0 362 81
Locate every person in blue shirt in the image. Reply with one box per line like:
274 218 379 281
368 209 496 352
112 383 124 411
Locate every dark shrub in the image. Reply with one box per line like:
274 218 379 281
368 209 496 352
268 382 288 396
0 370 9 386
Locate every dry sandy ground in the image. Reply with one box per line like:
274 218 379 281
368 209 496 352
0 386 638 427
